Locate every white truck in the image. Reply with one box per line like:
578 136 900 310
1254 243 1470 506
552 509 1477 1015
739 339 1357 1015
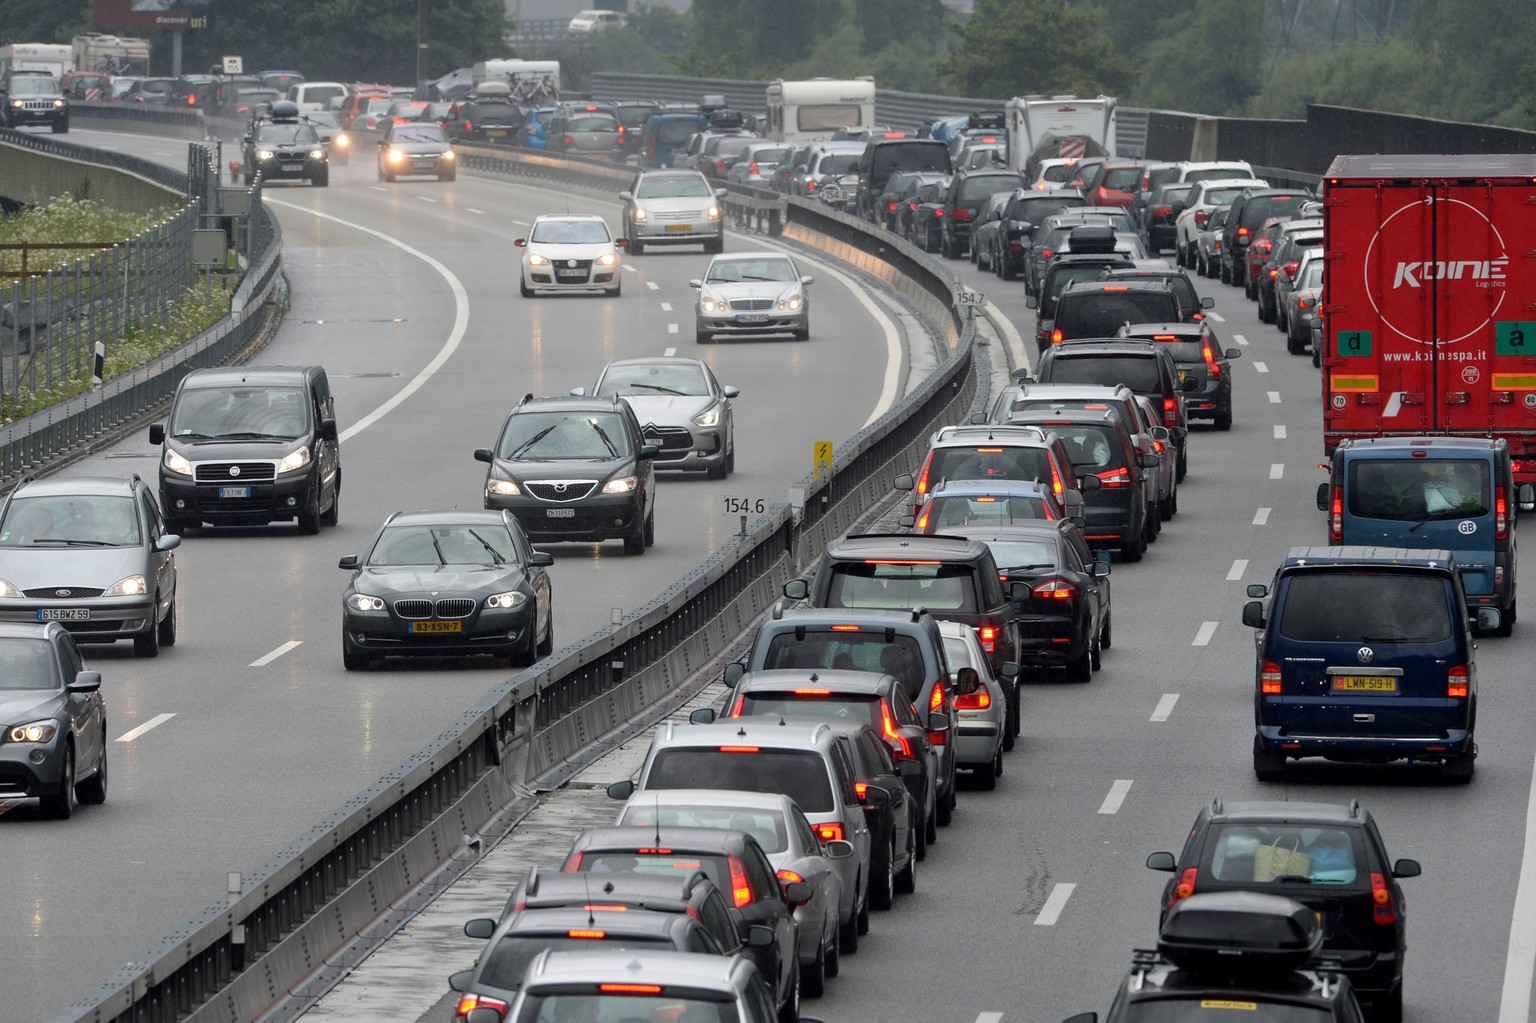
71 34 150 76
0 43 73 79
1005 94 1117 179
471 59 560 108
765 77 877 144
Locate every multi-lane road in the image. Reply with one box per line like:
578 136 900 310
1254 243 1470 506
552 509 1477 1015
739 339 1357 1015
4 125 1535 1023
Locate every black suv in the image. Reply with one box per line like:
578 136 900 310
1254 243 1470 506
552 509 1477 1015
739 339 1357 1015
938 169 1021 259
1119 321 1241 431
1029 253 1137 351
1146 799 1420 1021
1049 279 1185 347
990 189 1087 281
1099 266 1213 323
1 72 68 132
475 393 658 554
1219 187 1314 284
449 93 523 143
241 100 329 186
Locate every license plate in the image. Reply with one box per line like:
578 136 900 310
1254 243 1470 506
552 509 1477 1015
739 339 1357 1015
666 224 693 233
737 314 769 324
1177 369 1188 382
410 620 462 634
556 269 586 279
219 486 251 499
546 508 575 518
1332 675 1398 692
38 609 89 621
488 129 508 137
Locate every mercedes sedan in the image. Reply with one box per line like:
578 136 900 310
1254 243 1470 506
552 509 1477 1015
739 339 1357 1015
691 251 812 343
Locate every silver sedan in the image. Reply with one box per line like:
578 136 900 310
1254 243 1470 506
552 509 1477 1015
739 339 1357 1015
691 251 812 343
572 356 737 479
937 619 1008 789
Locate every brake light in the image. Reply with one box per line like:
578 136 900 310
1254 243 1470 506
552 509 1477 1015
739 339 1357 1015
955 685 991 710
456 993 510 1019
1448 665 1469 699
927 727 947 746
567 929 606 939
1202 337 1221 379
915 452 935 504
1496 485 1509 540
854 782 869 801
634 849 672 855
886 197 898 211
728 854 753 907
952 207 974 221
1171 867 1198 906
602 984 663 994
831 624 861 632
935 209 944 218
748 161 759 175
1330 486 1343 542
728 693 745 717
978 625 997 654
1034 578 1076 599
1268 268 1278 278
1237 226 1250 238
813 822 845 843
915 507 931 531
793 688 832 695
1370 873 1396 925
1260 661 1282 694
1194 209 1210 227
719 745 759 752
1152 205 1171 217
1051 327 1063 345
1049 460 1065 495
562 852 583 870
777 869 805 884
1163 396 1177 427
582 904 631 911
1283 260 1299 276
1096 467 1132 488
463 120 472 131
930 677 945 711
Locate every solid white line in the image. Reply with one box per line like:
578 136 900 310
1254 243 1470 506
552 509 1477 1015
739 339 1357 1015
646 281 660 290
1097 779 1133 815
1206 311 1225 323
1267 390 1282 403
117 713 176 743
1499 738 1536 1022
367 186 387 192
250 640 303 667
466 207 485 215
985 300 1030 378
266 199 471 446
1192 621 1218 646
659 302 672 312
975 1014 1004 1023
668 323 679 334
664 347 676 357
1253 360 1269 374
1270 463 1285 479
1254 507 1271 525
1233 333 1249 346
1150 694 1179 722
1227 559 1248 581
1274 424 1287 439
1034 883 1076 925
416 196 437 204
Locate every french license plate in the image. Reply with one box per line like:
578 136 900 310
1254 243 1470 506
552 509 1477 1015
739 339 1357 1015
546 508 576 518
219 486 251 499
737 314 769 324
410 620 462 634
666 224 693 233
1332 675 1398 692
39 608 89 621
488 129 508 137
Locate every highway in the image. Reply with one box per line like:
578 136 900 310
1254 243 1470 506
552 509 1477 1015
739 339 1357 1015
3 124 1533 1023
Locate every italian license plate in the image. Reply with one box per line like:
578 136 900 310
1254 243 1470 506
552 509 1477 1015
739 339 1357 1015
737 314 768 324
546 508 575 518
39 608 89 621
410 620 462 634
666 224 693 233
219 486 251 499
1332 675 1398 692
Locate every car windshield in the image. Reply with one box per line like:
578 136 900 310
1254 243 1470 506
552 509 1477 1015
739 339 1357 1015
618 804 788 854
824 562 979 612
256 123 320 144
497 411 626 460
647 748 835 812
0 495 140 548
1278 571 1452 643
980 539 1058 572
636 175 711 198
480 935 672 991
0 638 58 690
1047 354 1164 393
736 691 881 733
764 631 926 697
706 258 796 283
1204 823 1363 886
921 495 1051 531
367 524 516 567
9 77 58 95
597 363 709 397
391 124 446 143
513 992 735 1023
530 219 611 244
170 385 310 440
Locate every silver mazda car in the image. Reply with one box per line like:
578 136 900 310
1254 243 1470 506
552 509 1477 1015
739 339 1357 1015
691 251 813 343
572 356 737 479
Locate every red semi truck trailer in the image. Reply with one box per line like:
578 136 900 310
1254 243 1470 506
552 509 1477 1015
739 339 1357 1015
1321 154 1536 483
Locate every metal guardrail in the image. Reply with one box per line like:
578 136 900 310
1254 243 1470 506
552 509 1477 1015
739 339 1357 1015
508 17 575 42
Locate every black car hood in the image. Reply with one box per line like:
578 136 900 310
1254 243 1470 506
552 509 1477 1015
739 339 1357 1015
0 687 64 727
494 456 630 481
355 566 521 597
168 437 306 460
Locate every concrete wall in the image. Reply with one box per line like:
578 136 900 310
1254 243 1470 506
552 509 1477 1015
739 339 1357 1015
0 142 181 212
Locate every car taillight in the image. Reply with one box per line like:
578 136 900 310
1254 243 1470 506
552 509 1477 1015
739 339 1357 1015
882 702 913 758
930 677 945 711
748 162 759 175
1049 461 1065 495
1051 327 1063 345
1260 661 1282 694
854 782 869 801
1237 226 1250 238
1194 209 1210 227
952 207 973 221
935 208 945 218
728 854 753 907
1152 204 1171 217
602 984 663 994
1283 260 1299 276
955 686 990 710
464 120 472 131
813 822 845 843
1098 186 1109 199
1268 268 1279 278
1202 337 1221 378
1096 467 1132 488
1297 297 1310 309
567 929 606 939
776 868 805 885
1371 872 1396 924
1496 485 1509 539
1330 485 1343 542
914 453 935 506
1162 397 1178 427
927 726 947 746
1034 578 1076 599
1448 665 1469 699
1171 867 1198 906
886 198 898 211
727 693 745 717
978 625 997 654
1039 248 1054 260
562 851 583 870
456 993 510 1019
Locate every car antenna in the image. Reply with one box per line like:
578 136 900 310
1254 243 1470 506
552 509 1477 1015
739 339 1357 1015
583 872 595 926
654 792 662 848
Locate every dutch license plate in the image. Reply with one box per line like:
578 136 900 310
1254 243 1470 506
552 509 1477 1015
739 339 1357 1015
1332 675 1398 692
410 620 462 634
737 314 769 324
546 508 576 518
219 486 251 499
666 224 693 233
38 608 89 621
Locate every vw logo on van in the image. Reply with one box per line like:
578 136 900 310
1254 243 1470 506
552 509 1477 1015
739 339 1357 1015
1357 646 1375 664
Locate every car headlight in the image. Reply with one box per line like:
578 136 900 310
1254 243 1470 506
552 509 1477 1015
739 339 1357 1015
442 149 455 160
631 207 648 223
7 720 58 744
10 100 22 108
0 577 22 598
692 405 722 428
527 252 549 266
104 575 147 597
336 133 350 147
484 590 528 610
310 149 325 159
389 149 405 163
54 100 65 108
699 293 725 313
164 449 193 475
596 252 618 266
487 479 521 496
257 149 275 160
279 446 311 473
603 476 638 494
346 593 386 612
706 204 721 222
780 293 803 311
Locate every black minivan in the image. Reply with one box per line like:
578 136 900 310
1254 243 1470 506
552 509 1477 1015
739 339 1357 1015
856 138 951 223
150 365 340 534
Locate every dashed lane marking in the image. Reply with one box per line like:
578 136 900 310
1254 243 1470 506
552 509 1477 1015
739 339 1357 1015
1254 361 1269 374
1254 507 1271 525
1206 312 1225 323
1098 779 1133 815
646 281 660 290
1233 333 1249 346
1227 559 1248 581
1270 463 1284 480
1267 391 1282 403
668 323 679 334
1034 883 1076 926
1274 425 1287 439
660 302 672 312
117 713 176 742
250 640 302 667
1150 694 1179 722
1192 621 1218 646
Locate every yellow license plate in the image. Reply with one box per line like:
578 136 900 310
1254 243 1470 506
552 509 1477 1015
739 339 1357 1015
666 224 693 232
1331 675 1397 692
410 621 463 634
1177 369 1188 382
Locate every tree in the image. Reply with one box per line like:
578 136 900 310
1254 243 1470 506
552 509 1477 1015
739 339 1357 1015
938 0 1137 99
686 0 830 75
0 0 92 44
1133 0 1265 115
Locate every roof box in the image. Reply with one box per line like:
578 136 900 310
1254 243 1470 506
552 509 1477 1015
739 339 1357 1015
473 80 511 96
1158 891 1322 974
1067 224 1117 254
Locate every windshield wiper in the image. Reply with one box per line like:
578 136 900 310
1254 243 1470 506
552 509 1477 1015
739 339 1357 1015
508 424 560 459
174 431 217 440
625 384 687 395
1360 635 1412 643
466 529 506 565
1271 874 1313 885
428 533 446 571
212 432 292 441
588 424 621 457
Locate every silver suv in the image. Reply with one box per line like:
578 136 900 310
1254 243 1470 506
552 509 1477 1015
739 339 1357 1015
496 948 781 1023
620 169 726 255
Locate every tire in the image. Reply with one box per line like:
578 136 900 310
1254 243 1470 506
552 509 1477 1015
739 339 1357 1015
1287 329 1305 355
823 932 840 977
520 277 534 298
695 329 711 344
1253 738 1287 781
1066 643 1092 683
800 938 827 998
623 516 646 555
1145 500 1160 544
725 444 735 475
706 455 727 481
936 782 954 826
1090 629 1102 672
1002 688 1017 752
439 171 457 182
643 508 655 547
133 607 160 657
537 612 554 657
78 736 107 805
706 234 724 254
628 235 644 255
1160 490 1175 521
342 633 374 671
1175 243 1187 267
972 757 997 790
320 475 340 527
511 606 539 666
384 170 395 183
869 836 895 910
793 327 810 341
855 888 870 935
42 744 77 819
157 594 177 648
298 509 320 535
1374 984 1404 1023
312 172 328 187
1214 409 1233 431
837 906 859 954
776 959 800 1023
1495 599 1516 638
606 284 621 298
1001 254 1017 281
53 119 69 135
1120 527 1145 563
1443 754 1476 784
894 825 917 894
923 802 937 849
1313 343 1322 368
1219 259 1231 285
1101 609 1113 650
1176 447 1188 483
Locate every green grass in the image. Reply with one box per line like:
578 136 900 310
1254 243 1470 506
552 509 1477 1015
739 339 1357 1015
0 195 173 276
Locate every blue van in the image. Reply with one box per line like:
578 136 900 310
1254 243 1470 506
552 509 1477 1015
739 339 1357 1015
518 106 557 150
639 111 707 169
1242 546 1496 783
1316 437 1536 636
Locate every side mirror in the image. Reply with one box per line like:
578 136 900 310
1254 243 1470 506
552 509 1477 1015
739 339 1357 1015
781 880 814 906
1242 600 1266 629
927 712 950 732
1008 581 1030 601
155 534 181 552
969 411 988 425
723 385 739 398
1392 858 1421 879
822 838 855 859
1070 515 1087 529
449 969 475 992
689 707 718 724
1225 347 1242 359
69 670 102 693
1146 851 1176 872
473 448 494 464
861 785 890 809
615 238 629 248
688 278 703 289
529 551 554 567
999 662 1020 680
148 423 165 445
746 924 776 948
463 917 496 940
605 779 635 800
338 554 360 570
893 473 915 492
1201 296 1215 309
569 387 587 396
637 444 660 460
1246 584 1269 598
1316 482 1329 511
955 666 980 695
723 662 746 685
319 418 338 441
1062 1014 1099 1023
1519 483 1536 513
1150 426 1170 442
1476 607 1502 632
618 190 633 201
514 239 526 247
1092 560 1111 578
801 275 814 286
1077 474 1102 491
1137 452 1160 469
896 757 922 777
783 578 809 600
714 188 728 200
465 1010 504 1023
898 514 916 530
1025 295 1039 309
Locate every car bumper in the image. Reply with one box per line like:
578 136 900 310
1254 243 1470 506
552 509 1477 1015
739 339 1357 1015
1255 727 1474 762
644 426 726 472
1016 612 1085 666
1079 495 1139 549
1326 950 1402 1000
381 156 451 177
955 715 1001 766
1182 379 1231 419
342 605 534 658
0 598 155 642
0 734 67 799
631 222 722 242
6 109 66 127
698 311 806 335
253 157 324 180
161 472 318 525
523 267 619 291
486 492 643 544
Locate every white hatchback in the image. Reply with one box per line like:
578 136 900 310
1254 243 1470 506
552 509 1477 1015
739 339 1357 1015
516 214 624 298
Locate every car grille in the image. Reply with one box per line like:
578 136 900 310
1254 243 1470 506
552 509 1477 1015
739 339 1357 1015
652 208 705 223
270 149 311 161
641 425 693 451
19 100 59 111
394 598 476 619
729 299 773 311
24 586 105 598
196 462 277 483
525 480 598 502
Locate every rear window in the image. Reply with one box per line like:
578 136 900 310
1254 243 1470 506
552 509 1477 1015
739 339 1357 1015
979 539 1057 573
958 175 1018 202
653 118 701 144
1041 423 1125 471
814 154 859 175
1277 572 1453 643
618 804 788 854
1143 335 1204 363
1057 292 1181 338
737 691 880 733
1184 166 1250 185
1042 265 1121 314
480 934 671 990
871 141 950 177
1099 167 1142 190
1240 194 1311 228
927 445 1053 487
921 494 1051 531
1203 823 1363 886
646 748 835 812
1115 1003 1330 1023
566 115 616 132
515 993 734 1023
762 630 927 698
824 562 978 612
1347 459 1490 521
616 105 655 127
1045 353 1164 393
578 849 731 889
1006 398 1135 436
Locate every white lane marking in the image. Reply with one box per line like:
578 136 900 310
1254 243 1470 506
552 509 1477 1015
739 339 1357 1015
985 299 1030 378
668 323 679 334
975 1015 1004 1023
1192 621 1218 646
623 264 637 272
368 186 387 192
1267 391 1282 403
1226 559 1248 581
151 150 170 156
250 640 303 667
1254 507 1271 525
466 207 485 215
1274 424 1287 439
1097 779 1133 815
417 196 437 204
660 302 672 312
1034 883 1076 926
512 219 529 226
267 199 470 445
1205 311 1225 323
1253 361 1269 374
646 280 660 290
1270 463 1285 480
117 713 176 743
1150 694 1179 722
1233 333 1249 346
1499 737 1536 1022
664 347 676 357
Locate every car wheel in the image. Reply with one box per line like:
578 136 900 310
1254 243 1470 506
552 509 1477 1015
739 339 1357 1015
1443 754 1476 784
623 516 646 555
936 782 954 826
78 735 107 805
855 885 871 935
42 744 77 819
1219 259 1231 284
923 802 937 848
134 606 160 657
439 171 456 182
1144 500 1160 544
1495 599 1516 637
1120 527 1145 563
385 169 396 183
1175 243 1187 267
320 475 340 527
643 508 655 547
800 936 827 998
1002 692 1017 752
793 326 810 341
606 283 621 298
972 757 997 791
695 328 711 344
1215 409 1233 431
1090 629 1102 672
706 234 724 255
312 172 328 187
1252 737 1287 781
298 508 320 535
706 455 727 481
53 119 69 135
1374 984 1404 1023
628 235 644 255
342 633 374 671
1066 643 1092 683
776 958 800 1023
895 818 917 891
519 277 534 298
511 614 539 667
870 835 895 910
823 927 839 977
537 611 554 657
1160 489 1175 521
1176 448 1188 483
837 902 859 954
157 594 177 648
1101 609 1113 650
1312 343 1322 368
